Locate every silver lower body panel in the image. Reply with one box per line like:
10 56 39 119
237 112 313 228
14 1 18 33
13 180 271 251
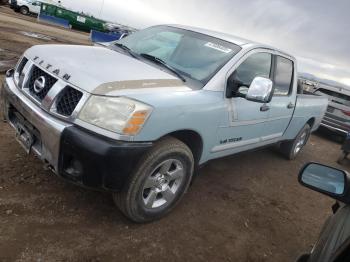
1 76 71 172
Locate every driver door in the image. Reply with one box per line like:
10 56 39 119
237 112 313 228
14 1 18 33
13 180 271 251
214 51 273 156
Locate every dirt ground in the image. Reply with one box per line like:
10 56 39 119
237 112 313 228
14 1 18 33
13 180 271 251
0 7 348 262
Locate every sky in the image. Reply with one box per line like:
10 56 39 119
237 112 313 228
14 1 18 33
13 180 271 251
57 0 350 88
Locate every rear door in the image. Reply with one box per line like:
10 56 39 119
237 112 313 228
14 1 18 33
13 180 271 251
263 55 296 140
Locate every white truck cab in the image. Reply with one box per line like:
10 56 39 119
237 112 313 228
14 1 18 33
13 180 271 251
10 0 41 15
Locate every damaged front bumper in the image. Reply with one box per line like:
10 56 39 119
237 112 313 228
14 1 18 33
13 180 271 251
1 75 152 191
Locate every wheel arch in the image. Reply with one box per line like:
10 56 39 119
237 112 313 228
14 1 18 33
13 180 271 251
161 129 204 166
307 117 316 129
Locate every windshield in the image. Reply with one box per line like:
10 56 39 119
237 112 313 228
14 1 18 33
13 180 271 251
116 26 241 87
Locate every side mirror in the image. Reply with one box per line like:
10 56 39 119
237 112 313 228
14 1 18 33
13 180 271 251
299 163 350 203
246 77 273 103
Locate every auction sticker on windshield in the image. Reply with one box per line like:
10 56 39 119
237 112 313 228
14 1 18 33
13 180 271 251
205 42 233 53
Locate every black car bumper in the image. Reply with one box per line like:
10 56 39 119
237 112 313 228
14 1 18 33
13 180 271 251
3 75 153 193
59 126 153 192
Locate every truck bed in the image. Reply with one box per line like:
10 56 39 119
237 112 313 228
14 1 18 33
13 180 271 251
283 94 328 140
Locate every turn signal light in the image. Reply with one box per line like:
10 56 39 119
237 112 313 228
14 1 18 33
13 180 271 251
123 111 149 135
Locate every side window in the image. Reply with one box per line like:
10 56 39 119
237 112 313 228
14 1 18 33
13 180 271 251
273 56 294 96
228 52 272 97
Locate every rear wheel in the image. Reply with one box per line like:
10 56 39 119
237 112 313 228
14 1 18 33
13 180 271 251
113 137 194 223
19 6 29 15
280 124 311 160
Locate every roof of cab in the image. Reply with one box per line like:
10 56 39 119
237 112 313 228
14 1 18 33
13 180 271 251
168 24 295 60
168 24 253 46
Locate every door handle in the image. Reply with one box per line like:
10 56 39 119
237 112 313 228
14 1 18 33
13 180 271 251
260 105 270 112
287 103 295 109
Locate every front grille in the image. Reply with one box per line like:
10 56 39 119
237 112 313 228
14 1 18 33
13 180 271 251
56 86 83 116
27 66 58 101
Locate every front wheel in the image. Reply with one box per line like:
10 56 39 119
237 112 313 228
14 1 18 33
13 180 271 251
19 6 29 15
280 124 311 160
113 137 194 223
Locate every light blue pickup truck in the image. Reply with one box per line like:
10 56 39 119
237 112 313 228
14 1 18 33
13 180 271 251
1 25 328 222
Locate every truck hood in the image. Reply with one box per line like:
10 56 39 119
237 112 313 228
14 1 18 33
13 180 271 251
25 45 191 96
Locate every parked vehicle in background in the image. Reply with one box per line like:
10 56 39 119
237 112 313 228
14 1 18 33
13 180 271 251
1 25 328 222
91 24 135 44
9 0 17 9
297 163 350 262
9 0 41 15
315 84 350 136
337 132 350 164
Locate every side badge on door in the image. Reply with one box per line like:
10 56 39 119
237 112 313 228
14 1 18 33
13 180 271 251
220 137 243 145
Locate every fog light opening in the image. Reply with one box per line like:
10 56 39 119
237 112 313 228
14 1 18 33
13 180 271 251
64 158 83 178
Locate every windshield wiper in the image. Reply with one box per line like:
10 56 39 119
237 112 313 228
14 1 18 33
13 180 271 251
114 43 138 58
139 53 187 82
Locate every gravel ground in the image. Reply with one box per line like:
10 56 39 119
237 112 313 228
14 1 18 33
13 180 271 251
0 7 348 262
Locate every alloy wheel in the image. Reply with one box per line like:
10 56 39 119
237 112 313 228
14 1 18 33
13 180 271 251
142 159 185 209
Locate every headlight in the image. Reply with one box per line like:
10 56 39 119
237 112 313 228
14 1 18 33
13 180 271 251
78 96 152 135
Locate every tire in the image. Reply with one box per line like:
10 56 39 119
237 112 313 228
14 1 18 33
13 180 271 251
19 6 29 15
113 137 194 223
280 124 311 160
